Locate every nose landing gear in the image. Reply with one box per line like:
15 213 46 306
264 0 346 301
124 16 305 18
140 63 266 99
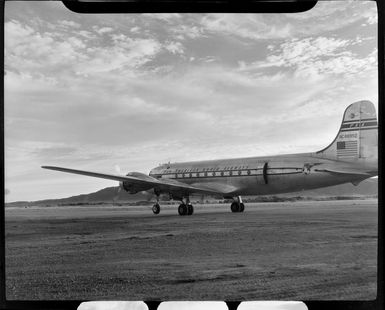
230 196 245 213
152 203 160 214
152 194 161 214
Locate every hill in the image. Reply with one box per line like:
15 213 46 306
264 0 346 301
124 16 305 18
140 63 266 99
6 178 377 208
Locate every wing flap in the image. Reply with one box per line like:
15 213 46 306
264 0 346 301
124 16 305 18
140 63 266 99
190 182 239 195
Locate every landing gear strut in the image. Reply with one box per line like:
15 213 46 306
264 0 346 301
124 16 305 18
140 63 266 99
178 197 194 216
231 196 245 213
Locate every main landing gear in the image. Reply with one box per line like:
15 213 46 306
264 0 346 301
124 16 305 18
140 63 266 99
178 197 194 216
231 196 245 213
152 195 194 216
178 203 194 216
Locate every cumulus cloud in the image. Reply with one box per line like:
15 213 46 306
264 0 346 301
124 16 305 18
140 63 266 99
59 20 81 28
199 2 377 40
5 20 87 76
172 24 204 40
242 37 377 81
200 14 289 40
142 13 181 22
5 19 162 78
165 41 184 55
93 26 114 34
76 36 162 75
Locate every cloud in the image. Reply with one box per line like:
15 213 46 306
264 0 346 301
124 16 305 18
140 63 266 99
76 36 162 75
165 41 184 55
243 37 377 81
92 26 114 34
199 2 377 41
33 146 77 160
200 14 291 40
77 30 96 40
142 13 181 22
59 20 81 28
5 20 87 76
172 24 204 40
5 20 163 78
130 26 140 33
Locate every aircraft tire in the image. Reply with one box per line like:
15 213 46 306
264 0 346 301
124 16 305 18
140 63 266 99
187 204 194 215
178 203 188 216
152 203 160 214
239 203 245 212
231 202 239 213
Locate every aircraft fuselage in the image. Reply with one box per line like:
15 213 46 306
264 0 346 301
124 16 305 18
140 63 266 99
149 152 376 197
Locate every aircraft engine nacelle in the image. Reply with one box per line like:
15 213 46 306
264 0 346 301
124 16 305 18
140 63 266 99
120 172 155 194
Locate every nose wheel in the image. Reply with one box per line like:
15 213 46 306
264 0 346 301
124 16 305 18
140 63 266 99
152 203 160 214
231 196 245 212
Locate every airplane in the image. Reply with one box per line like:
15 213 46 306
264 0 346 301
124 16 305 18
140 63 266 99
42 100 378 216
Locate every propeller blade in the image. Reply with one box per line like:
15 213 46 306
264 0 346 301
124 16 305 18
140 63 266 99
113 165 124 204
114 164 122 175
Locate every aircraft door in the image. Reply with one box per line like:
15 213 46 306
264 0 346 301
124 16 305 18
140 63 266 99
263 162 268 184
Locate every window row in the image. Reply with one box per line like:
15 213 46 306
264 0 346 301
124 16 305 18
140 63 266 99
161 170 260 179
167 166 254 174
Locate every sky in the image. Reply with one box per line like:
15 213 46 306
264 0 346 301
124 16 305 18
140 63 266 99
4 1 378 202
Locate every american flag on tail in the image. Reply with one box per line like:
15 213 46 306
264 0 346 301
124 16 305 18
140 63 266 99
337 140 358 158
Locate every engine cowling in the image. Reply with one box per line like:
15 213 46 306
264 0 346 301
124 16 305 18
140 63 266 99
119 172 156 194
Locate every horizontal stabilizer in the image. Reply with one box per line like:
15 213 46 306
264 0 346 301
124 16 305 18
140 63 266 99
314 165 372 177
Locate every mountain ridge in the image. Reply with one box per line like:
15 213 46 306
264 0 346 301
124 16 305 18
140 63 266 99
6 178 377 207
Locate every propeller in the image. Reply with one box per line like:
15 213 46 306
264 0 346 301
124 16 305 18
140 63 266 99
113 164 124 205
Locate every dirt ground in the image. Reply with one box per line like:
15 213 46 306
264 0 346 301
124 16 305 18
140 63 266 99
5 199 377 300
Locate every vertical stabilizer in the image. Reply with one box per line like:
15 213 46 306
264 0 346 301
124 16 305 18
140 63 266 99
316 100 378 163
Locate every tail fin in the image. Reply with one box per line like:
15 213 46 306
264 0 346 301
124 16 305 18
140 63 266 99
316 100 378 162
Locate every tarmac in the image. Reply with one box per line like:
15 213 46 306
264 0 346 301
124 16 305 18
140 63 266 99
5 199 377 300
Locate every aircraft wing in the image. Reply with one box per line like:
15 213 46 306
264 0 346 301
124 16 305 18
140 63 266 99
190 182 239 195
41 166 224 196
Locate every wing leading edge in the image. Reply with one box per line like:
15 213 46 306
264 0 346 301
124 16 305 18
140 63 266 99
41 166 224 196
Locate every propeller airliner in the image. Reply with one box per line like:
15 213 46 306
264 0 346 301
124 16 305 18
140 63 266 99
43 100 378 216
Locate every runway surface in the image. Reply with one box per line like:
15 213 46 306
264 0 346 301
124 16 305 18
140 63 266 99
5 199 377 300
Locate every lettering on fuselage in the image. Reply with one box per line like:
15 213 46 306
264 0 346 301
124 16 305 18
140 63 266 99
340 118 377 132
338 132 358 140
